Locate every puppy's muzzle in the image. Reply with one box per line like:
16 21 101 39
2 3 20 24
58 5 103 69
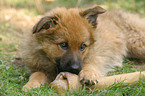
67 62 81 75
57 54 82 75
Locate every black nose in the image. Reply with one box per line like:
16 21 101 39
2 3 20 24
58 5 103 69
69 64 81 75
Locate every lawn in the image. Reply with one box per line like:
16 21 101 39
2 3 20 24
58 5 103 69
0 0 145 96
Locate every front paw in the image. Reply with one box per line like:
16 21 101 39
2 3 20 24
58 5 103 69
22 81 41 91
79 70 99 86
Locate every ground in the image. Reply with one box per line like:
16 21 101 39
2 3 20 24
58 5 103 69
0 0 145 95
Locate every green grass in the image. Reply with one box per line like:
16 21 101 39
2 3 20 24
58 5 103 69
0 52 145 96
1 0 145 15
0 0 145 95
97 78 145 96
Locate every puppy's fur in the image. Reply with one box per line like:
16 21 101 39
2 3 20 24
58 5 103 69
22 6 145 90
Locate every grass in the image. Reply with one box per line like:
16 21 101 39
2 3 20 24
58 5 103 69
0 0 145 95
0 53 145 95
1 0 145 15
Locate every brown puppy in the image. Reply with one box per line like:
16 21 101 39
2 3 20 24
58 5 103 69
21 6 145 91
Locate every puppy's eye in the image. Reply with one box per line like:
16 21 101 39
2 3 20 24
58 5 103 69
59 42 69 50
80 43 87 51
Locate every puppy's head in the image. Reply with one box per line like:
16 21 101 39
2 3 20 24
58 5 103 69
32 6 105 74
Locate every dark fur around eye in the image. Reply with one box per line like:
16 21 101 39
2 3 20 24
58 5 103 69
80 43 87 51
59 42 69 50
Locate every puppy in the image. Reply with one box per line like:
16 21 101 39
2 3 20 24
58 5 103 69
21 6 145 91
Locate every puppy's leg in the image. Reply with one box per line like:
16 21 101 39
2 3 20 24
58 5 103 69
91 71 145 90
22 72 49 91
79 59 104 86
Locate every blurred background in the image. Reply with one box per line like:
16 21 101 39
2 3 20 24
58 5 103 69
1 0 145 15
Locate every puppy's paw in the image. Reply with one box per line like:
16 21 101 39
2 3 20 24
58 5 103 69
79 70 99 86
22 81 41 91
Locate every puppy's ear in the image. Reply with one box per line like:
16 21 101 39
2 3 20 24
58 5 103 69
80 6 106 28
32 16 58 34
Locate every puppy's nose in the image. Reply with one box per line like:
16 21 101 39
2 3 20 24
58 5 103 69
71 64 79 69
70 64 81 75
